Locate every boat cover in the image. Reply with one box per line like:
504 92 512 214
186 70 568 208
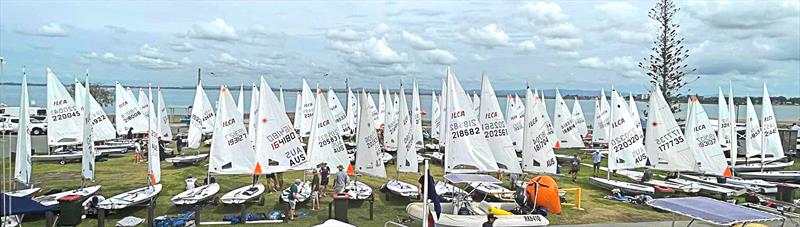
647 197 784 225
0 194 53 216
444 174 501 184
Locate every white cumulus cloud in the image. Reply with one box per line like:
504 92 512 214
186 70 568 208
520 1 568 25
170 42 196 52
517 40 537 53
401 31 436 50
187 18 239 42
460 24 510 48
421 49 456 65
18 23 69 37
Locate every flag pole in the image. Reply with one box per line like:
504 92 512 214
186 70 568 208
422 159 429 227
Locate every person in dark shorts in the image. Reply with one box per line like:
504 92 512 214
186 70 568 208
319 163 330 197
310 169 321 210
569 154 581 182
592 151 602 176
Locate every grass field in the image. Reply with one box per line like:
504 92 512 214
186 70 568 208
5 143 799 226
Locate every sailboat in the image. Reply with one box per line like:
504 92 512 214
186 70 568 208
298 79 315 137
114 82 148 139
7 72 40 198
733 93 794 172
411 81 425 153
168 81 213 165
572 97 589 141
173 86 253 205
327 87 351 140
346 86 360 138
237 85 245 118
98 86 161 210
157 88 173 142
588 89 653 196
521 88 557 175
382 84 421 198
552 89 584 148
74 79 128 154
247 83 260 147
507 94 525 153
32 68 88 163
383 88 398 152
342 91 384 200
590 89 611 147
478 75 522 175
377 84 386 129
304 87 350 170
737 84 798 181
426 91 441 151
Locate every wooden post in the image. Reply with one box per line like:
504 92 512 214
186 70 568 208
147 198 155 227
240 204 246 224
369 195 374 220
194 205 201 225
98 208 105 227
45 211 54 227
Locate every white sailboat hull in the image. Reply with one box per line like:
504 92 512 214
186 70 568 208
666 178 744 197
382 180 419 198
737 171 800 183
588 177 654 195
220 184 265 205
34 185 102 207
641 180 700 193
165 154 209 165
467 182 515 202
6 188 41 197
170 183 220 205
281 181 312 203
379 152 393 163
98 184 162 210
732 161 794 172
406 202 549 227
344 181 373 200
435 181 468 202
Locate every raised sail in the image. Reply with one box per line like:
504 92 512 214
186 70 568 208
430 92 441 140
411 82 424 147
717 88 732 146
209 86 257 175
522 89 557 174
396 85 418 173
237 85 244 118
444 70 498 173
279 86 285 113
82 77 96 181
306 89 349 171
472 93 480 114
479 75 522 174
146 87 161 185
507 95 525 152
761 84 784 159
47 68 82 146
256 78 307 173
629 93 641 129
138 89 150 120
157 89 172 141
15 73 31 185
591 90 611 144
115 83 147 135
608 89 648 170
355 92 387 178
293 92 301 130
644 87 695 171
188 83 215 149
248 84 260 146
299 79 315 137
367 92 380 128
744 97 762 158
377 85 386 128
327 88 350 135
346 88 359 135
685 98 730 176
383 89 398 150
572 97 588 139
75 81 116 141
553 89 584 148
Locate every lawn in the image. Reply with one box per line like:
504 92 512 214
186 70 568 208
6 144 798 226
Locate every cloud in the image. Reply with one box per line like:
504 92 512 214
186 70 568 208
170 42 196 52
517 40 537 53
520 1 568 26
101 52 120 63
138 44 163 59
401 31 436 50
373 23 391 36
543 38 582 51
180 57 192 65
328 37 407 65
18 23 69 37
578 56 641 78
686 1 799 30
420 49 456 65
128 44 186 70
104 25 128 34
326 28 365 41
211 53 239 65
472 54 490 61
187 18 239 42
540 23 580 38
460 24 510 48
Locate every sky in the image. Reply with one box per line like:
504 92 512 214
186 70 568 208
0 0 798 96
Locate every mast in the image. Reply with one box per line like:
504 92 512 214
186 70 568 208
728 81 736 177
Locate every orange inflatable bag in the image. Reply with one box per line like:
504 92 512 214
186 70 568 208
525 175 562 215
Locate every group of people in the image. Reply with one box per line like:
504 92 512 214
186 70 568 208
284 162 350 221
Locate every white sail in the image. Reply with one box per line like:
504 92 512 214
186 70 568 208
608 89 648 170
431 92 441 140
377 85 386 128
383 89 398 149
685 98 730 176
472 93 480 114
115 83 147 135
327 88 350 135
47 68 83 146
761 84 784 159
367 92 380 128
553 89 584 148
411 81 424 147
82 77 95 181
522 89 557 174
717 88 732 146
728 85 737 172
146 87 161 185
396 85 418 173
355 92 387 178
346 88 359 135
209 86 258 175
15 73 31 185
237 85 244 118
538 90 558 150
479 75 522 174
439 79 448 148
187 83 215 149
256 78 307 173
644 87 695 171
540 90 547 114
293 92 301 130
507 94 525 152
629 94 642 130
744 97 762 158
444 70 498 173
75 81 116 141
299 80 315 137
592 90 611 144
572 97 588 139
248 84 260 146
306 89 349 171
157 89 172 141
138 88 150 120
279 86 285 113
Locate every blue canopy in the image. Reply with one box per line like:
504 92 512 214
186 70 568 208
647 197 784 226
1 194 53 216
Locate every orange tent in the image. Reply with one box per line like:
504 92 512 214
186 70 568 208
526 175 562 215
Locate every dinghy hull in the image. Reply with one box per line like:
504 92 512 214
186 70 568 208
220 184 265 205
170 183 220 205
97 184 161 210
406 202 549 227
165 154 209 165
382 180 419 198
34 185 102 207
588 177 654 195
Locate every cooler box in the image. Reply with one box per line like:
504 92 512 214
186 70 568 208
333 193 350 222
57 195 84 226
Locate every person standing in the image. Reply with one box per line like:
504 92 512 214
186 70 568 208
133 140 143 164
127 127 134 140
592 151 602 176
569 154 581 182
287 179 300 221
276 172 285 189
265 173 277 193
319 163 330 197
310 169 321 210
333 165 348 194
791 123 800 136
482 214 497 227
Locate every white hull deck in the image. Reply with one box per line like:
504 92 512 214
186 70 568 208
737 171 800 183
6 188 41 197
281 181 312 203
170 183 220 205
382 180 419 198
344 181 373 200
165 154 209 165
220 184 265 205
98 184 162 210
732 160 794 172
467 182 516 202
666 178 744 198
588 177 654 195
34 185 102 207
406 202 549 227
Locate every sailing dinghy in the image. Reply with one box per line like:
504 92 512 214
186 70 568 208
8 73 41 197
346 91 386 200
98 86 162 210
552 89 584 148
167 81 212 165
74 80 129 154
735 85 796 181
383 88 398 152
382 84 420 198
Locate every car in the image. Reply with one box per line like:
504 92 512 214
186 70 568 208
0 116 48 135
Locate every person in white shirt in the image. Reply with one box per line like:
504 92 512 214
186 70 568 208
791 123 800 137
134 140 143 164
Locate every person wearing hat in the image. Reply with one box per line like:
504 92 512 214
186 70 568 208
319 163 330 197
287 179 301 220
310 169 321 210
333 164 349 194
483 214 497 227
